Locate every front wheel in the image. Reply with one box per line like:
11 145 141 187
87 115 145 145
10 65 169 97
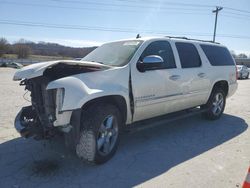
76 104 121 164
202 88 226 120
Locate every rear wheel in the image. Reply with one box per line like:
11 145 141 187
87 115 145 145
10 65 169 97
202 88 226 120
76 104 121 164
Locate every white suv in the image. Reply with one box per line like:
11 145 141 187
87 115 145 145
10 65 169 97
14 37 237 164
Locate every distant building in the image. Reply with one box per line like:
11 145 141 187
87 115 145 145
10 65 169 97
234 58 250 68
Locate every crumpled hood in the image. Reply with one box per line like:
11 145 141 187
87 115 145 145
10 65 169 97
13 60 110 80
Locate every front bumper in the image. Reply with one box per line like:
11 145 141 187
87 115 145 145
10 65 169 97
14 106 42 138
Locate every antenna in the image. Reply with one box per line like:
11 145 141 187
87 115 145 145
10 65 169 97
136 34 141 39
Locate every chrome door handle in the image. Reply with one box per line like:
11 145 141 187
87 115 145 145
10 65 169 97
169 75 180 80
198 73 206 78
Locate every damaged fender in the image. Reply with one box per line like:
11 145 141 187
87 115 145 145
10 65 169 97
46 76 129 113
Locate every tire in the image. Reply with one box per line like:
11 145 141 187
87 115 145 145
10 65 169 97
76 103 121 164
238 73 242 79
202 88 226 120
246 73 249 79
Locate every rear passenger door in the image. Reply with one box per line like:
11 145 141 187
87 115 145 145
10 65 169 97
174 42 210 108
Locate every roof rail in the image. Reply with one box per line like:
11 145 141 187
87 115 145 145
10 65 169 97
165 36 220 44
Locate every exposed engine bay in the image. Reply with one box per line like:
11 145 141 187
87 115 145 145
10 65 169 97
15 62 102 139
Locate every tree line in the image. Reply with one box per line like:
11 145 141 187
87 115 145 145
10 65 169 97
0 37 249 59
0 38 97 59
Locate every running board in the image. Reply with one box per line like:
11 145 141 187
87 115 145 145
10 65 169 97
126 107 208 133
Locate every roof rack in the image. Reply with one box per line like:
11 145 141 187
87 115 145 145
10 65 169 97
165 36 220 44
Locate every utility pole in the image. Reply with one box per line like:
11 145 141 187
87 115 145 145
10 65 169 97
212 6 223 42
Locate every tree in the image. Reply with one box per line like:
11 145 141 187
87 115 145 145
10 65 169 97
14 44 31 59
0 38 9 57
237 53 247 58
13 39 31 59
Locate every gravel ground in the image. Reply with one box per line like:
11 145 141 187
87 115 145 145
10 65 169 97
0 68 249 188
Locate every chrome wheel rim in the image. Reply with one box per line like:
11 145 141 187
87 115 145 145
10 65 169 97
212 93 224 116
97 115 118 156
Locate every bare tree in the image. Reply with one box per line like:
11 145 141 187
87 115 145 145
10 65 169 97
0 38 9 57
14 40 31 59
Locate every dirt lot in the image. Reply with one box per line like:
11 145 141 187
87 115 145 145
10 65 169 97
0 68 249 188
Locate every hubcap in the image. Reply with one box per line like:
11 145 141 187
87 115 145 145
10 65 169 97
212 93 224 116
97 115 118 156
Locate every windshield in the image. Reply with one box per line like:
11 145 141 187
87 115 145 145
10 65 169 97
82 40 143 67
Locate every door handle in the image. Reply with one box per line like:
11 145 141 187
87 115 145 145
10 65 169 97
198 73 206 78
169 75 180 81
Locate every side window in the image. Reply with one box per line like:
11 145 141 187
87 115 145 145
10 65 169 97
200 45 235 66
140 41 176 69
176 42 201 68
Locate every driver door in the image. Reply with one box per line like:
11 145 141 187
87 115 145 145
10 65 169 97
131 40 184 122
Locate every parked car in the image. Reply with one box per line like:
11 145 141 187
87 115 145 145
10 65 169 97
237 65 249 79
13 37 237 164
1 62 23 69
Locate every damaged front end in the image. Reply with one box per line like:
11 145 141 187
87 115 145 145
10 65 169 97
14 61 107 139
15 77 60 139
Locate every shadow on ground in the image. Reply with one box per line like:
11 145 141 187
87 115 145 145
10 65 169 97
0 114 248 188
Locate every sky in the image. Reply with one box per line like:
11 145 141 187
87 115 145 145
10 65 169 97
0 0 249 55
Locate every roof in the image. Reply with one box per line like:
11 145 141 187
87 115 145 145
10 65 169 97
106 36 224 47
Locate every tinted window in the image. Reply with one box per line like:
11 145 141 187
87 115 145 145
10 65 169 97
176 42 201 68
200 45 235 66
141 41 176 69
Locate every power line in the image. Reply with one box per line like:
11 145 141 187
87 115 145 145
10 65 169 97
224 6 250 15
222 14 250 21
105 0 215 8
50 0 212 11
2 0 250 20
0 1 211 14
223 11 250 18
0 19 212 35
0 19 250 40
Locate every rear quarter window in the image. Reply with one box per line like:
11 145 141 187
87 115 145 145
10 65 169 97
200 45 235 66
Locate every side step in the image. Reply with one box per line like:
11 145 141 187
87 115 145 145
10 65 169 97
126 107 208 133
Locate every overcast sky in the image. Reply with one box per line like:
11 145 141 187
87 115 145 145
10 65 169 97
0 0 249 55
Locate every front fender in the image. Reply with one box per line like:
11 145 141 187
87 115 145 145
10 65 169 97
46 76 129 111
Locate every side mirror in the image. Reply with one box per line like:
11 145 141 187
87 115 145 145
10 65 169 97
137 55 164 72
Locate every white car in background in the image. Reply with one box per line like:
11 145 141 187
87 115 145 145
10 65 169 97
13 37 237 164
237 65 249 79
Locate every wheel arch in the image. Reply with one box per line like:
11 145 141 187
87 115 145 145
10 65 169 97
212 80 229 96
81 95 128 126
66 95 128 150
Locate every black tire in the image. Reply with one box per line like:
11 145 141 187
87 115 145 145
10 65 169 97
201 88 226 120
238 73 242 80
246 73 249 79
76 103 121 164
